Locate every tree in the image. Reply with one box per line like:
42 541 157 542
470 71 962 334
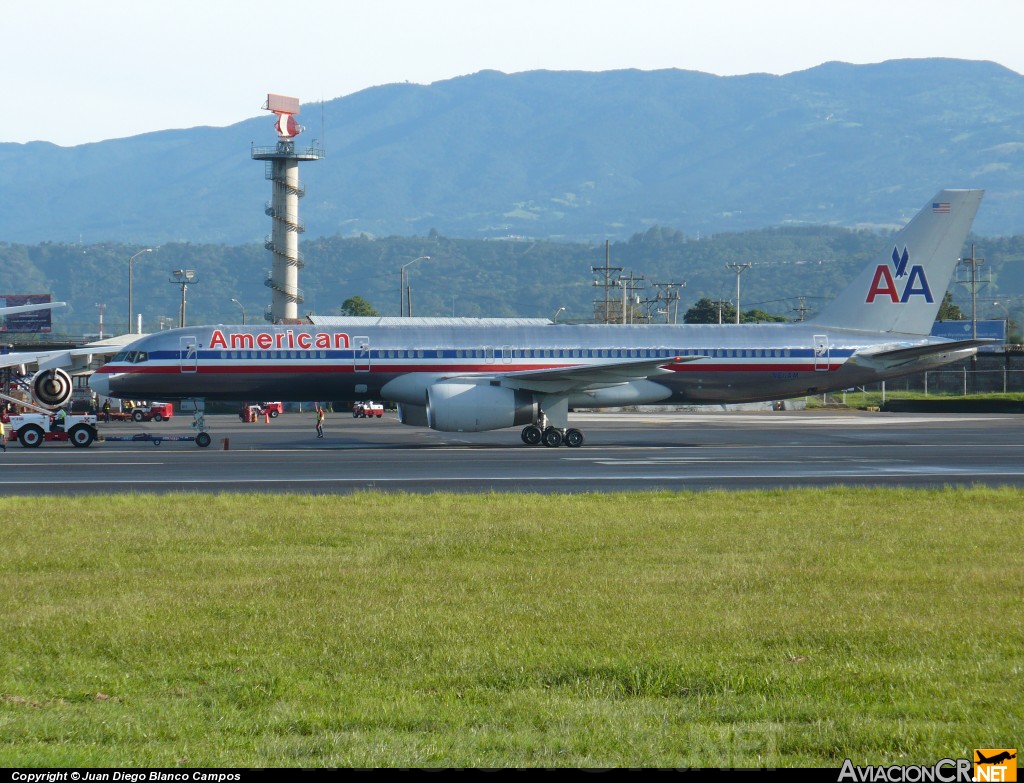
742 308 788 323
936 291 963 321
684 297 734 324
340 295 379 317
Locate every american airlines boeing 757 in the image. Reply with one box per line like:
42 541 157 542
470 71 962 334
90 189 985 447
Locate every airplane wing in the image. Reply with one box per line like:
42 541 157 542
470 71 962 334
0 333 139 374
459 354 694 394
0 301 67 318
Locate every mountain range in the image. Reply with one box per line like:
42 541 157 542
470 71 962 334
2 58 1023 245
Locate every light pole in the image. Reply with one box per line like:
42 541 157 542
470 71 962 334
552 306 566 322
127 248 153 333
231 298 246 325
400 256 430 317
169 270 197 328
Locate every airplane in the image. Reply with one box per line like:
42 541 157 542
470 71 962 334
1 298 135 412
976 751 1016 765
90 189 986 448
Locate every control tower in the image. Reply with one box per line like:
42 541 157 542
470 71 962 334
251 94 325 322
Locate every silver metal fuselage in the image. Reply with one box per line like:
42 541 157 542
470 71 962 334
90 318 973 406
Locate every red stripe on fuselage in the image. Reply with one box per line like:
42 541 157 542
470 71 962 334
97 361 841 375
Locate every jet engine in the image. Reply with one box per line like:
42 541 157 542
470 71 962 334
32 368 73 408
425 382 535 432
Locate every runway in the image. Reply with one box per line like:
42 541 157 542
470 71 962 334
3 410 1024 495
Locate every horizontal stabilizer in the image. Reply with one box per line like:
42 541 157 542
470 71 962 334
860 339 991 365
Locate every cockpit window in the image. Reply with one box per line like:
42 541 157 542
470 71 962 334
113 351 129 362
134 352 148 363
125 351 138 363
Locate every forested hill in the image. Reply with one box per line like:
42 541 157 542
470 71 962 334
5 228 1024 338
1 59 1024 244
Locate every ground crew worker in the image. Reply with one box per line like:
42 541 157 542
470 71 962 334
53 406 67 433
0 417 6 452
315 404 325 439
102 399 111 423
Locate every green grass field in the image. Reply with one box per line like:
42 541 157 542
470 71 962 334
812 390 1024 409
1 489 1021 767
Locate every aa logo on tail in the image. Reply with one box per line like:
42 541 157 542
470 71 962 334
866 246 934 304
974 749 1017 782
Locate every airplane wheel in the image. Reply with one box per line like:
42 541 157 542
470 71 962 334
18 425 45 448
565 428 584 448
69 425 96 448
521 425 542 445
542 427 563 448
195 432 212 448
133 410 145 422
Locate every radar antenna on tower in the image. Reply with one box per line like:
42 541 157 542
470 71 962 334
251 93 325 323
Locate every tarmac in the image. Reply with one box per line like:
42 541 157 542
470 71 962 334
3 409 1024 495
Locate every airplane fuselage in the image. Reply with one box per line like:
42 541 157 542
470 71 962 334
91 319 974 407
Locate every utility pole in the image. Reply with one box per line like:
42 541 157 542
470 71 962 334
591 240 622 324
957 243 988 387
958 243 986 342
653 281 686 324
792 296 811 322
617 271 645 324
725 263 752 324
712 299 731 325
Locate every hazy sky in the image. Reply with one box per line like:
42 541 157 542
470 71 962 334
8 0 1023 147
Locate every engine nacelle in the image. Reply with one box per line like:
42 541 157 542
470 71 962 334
425 382 535 432
32 368 73 408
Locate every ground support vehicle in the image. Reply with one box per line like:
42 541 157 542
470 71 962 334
99 402 174 422
260 402 283 418
239 402 282 422
6 411 99 448
127 402 174 422
353 401 384 418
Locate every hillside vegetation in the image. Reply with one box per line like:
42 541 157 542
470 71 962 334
4 229 1024 336
1 60 1024 244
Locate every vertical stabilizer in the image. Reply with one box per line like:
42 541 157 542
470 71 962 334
814 189 983 334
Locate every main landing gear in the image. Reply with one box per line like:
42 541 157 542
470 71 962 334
520 413 585 448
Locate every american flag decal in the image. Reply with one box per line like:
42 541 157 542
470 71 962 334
932 202 951 213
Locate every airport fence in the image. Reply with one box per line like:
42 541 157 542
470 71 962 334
879 368 1024 396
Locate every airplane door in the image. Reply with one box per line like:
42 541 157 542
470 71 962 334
813 334 829 372
502 345 513 364
353 336 370 372
179 336 198 373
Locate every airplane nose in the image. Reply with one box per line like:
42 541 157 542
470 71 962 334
89 372 110 397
